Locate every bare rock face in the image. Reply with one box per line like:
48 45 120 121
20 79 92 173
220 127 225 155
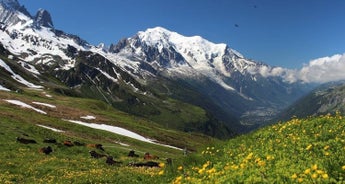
0 0 31 26
0 0 20 10
34 9 54 28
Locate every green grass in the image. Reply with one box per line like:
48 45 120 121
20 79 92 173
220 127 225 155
170 113 345 183
0 88 218 149
0 88 219 183
2 88 345 183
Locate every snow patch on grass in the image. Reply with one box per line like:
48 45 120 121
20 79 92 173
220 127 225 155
32 101 56 108
80 115 96 120
65 119 182 150
0 85 10 91
4 99 46 114
37 124 64 132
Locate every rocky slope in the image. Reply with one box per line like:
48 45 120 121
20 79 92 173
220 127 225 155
277 81 345 121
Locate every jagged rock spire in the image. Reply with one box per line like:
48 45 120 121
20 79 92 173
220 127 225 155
34 9 54 28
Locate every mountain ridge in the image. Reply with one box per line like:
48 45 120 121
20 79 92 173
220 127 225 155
106 26 312 128
0 1 313 136
277 81 345 121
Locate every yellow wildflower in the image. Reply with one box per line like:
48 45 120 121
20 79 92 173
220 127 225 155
298 178 303 183
202 161 210 169
324 145 330 150
198 168 205 174
312 164 318 170
257 160 266 167
312 173 318 179
159 162 165 168
206 168 216 174
231 165 239 170
266 155 274 161
255 158 261 163
316 170 324 174
291 173 298 179
322 173 328 179
304 168 311 175
240 163 246 168
306 144 312 150
158 170 164 175
177 166 183 171
342 165 345 170
173 176 183 184
246 152 254 160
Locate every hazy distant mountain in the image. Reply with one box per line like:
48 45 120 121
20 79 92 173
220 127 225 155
277 81 345 121
0 0 313 137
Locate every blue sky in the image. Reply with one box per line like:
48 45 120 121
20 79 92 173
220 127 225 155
18 0 345 69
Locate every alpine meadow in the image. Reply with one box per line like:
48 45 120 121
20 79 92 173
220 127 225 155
1 0 345 183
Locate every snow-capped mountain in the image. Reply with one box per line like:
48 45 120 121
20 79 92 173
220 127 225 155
106 27 311 127
0 0 312 135
110 27 291 94
0 0 90 70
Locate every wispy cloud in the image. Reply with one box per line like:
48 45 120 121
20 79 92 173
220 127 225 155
247 65 286 78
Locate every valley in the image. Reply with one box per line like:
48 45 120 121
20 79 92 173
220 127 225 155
1 0 345 183
1 87 345 183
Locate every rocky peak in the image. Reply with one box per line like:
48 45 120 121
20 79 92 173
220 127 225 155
34 9 54 28
0 0 20 10
95 42 109 52
109 38 130 53
0 0 30 17
0 0 31 27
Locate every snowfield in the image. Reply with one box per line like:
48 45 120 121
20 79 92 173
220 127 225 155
0 59 43 89
66 119 155 143
18 61 41 75
66 119 182 150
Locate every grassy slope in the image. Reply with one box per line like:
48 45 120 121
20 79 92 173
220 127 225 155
279 83 345 121
2 87 345 183
0 88 219 183
171 114 345 183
